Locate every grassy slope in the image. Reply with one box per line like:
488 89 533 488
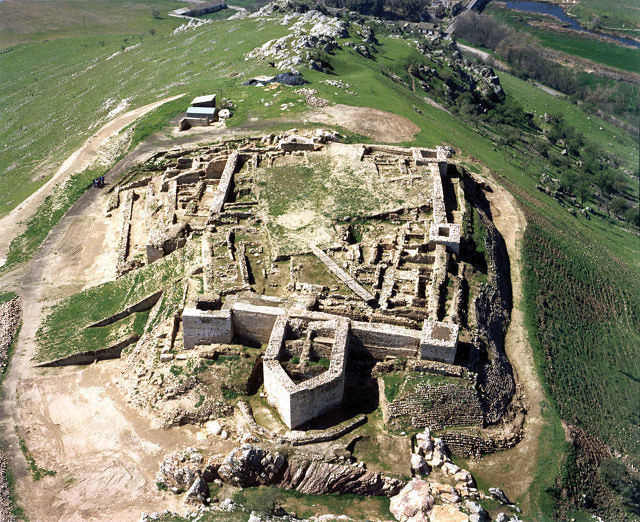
496 73 638 170
567 0 640 33
0 8 295 217
486 5 640 74
0 0 184 46
1 7 638 519
36 244 196 361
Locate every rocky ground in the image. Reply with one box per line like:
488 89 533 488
0 297 21 522
150 427 523 521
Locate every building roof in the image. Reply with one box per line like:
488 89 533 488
191 94 216 106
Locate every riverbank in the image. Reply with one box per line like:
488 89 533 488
494 0 640 48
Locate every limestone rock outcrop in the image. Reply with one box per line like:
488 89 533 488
389 479 434 522
156 447 204 491
217 445 286 487
278 458 404 497
184 476 210 505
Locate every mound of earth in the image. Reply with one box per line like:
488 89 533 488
309 104 420 142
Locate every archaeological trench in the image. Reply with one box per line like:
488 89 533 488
11 128 527 520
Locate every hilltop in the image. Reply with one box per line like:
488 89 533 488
0 0 638 521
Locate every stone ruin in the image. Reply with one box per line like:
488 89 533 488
105 128 517 453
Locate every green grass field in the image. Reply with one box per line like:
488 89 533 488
0 0 184 46
2 3 639 518
36 243 197 361
567 0 640 34
485 5 640 74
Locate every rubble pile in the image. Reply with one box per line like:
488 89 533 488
389 427 521 522
0 297 20 522
0 297 21 375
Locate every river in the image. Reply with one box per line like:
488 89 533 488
505 0 640 50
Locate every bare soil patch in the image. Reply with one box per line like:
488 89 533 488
308 104 420 143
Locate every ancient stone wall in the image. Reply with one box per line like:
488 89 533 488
115 191 134 276
350 321 420 357
463 175 515 425
426 245 448 320
210 151 239 216
182 308 232 350
201 234 214 293
263 316 349 428
386 382 483 429
419 320 458 364
231 302 283 345
441 430 521 458
311 246 374 303
431 163 447 225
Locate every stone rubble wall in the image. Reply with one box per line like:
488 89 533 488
105 186 120 215
122 177 152 191
237 399 366 446
409 359 465 378
387 382 483 429
201 234 214 293
167 180 178 212
311 246 375 303
0 298 20 522
366 144 413 156
236 242 251 286
426 245 448 321
161 170 202 192
464 176 515 425
441 430 522 458
0 298 21 379
431 163 447 225
115 191 135 276
210 151 239 217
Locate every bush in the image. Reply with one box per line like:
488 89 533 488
454 12 640 121
597 459 640 511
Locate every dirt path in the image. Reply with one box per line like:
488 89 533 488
0 123 254 520
0 94 185 264
463 169 545 512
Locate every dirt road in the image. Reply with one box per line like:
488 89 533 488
0 94 185 264
0 117 252 520
464 167 545 513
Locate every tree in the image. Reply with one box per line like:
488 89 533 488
151 8 161 19
149 28 156 36
623 207 640 227
575 182 590 207
610 197 628 218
